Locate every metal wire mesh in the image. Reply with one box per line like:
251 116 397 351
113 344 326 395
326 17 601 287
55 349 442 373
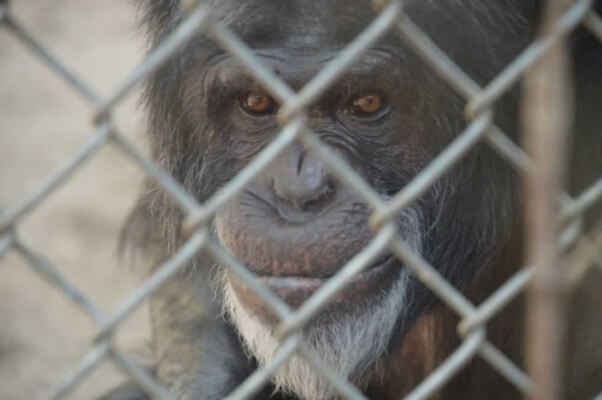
0 0 601 399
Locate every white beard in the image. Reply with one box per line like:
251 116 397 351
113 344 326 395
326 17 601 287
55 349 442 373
219 209 422 400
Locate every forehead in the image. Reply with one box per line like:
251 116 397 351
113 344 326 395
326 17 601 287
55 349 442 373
207 0 378 48
183 0 536 85
202 0 535 49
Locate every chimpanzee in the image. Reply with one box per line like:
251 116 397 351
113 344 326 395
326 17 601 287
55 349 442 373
100 0 602 399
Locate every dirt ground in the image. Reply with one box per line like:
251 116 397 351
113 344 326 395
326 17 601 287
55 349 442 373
0 2 153 399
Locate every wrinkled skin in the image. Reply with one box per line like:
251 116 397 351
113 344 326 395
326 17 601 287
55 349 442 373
101 0 602 399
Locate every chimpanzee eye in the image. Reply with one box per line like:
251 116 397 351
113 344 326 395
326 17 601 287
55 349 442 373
240 91 277 115
350 92 385 116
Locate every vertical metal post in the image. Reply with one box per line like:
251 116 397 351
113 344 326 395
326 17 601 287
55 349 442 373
523 1 574 399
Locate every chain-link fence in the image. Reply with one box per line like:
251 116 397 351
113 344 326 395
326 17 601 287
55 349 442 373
1 0 601 399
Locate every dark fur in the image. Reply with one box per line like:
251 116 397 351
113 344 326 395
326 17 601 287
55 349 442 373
103 1 602 399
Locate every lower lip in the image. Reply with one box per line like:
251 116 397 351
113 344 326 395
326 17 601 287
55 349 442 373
229 256 399 320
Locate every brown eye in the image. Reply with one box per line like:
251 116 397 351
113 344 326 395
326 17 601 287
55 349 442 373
241 91 276 114
351 93 384 116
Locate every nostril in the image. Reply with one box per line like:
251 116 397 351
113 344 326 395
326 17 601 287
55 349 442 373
273 175 335 212
273 180 336 224
299 180 335 211
272 148 335 212
296 151 305 175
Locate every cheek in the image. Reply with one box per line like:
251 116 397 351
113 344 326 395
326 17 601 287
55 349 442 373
209 118 275 161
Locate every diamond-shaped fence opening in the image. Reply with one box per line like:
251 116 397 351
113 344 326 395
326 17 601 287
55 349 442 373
1 0 601 399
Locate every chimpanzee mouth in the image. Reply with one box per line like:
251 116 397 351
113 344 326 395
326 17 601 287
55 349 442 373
228 254 399 314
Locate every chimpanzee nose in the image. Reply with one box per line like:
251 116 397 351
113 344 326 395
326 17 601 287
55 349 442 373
272 147 334 212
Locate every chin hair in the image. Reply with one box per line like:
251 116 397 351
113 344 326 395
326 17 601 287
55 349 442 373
218 208 423 400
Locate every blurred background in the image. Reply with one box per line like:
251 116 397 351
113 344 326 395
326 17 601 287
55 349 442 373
0 1 151 398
